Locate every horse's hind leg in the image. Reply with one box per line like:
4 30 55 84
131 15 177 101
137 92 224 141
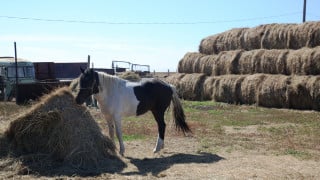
152 110 166 153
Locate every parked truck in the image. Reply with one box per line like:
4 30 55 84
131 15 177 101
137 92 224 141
0 56 87 104
0 57 36 101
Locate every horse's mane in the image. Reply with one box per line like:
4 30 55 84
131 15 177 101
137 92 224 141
97 71 127 92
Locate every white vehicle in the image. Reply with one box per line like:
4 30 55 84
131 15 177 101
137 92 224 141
0 57 36 101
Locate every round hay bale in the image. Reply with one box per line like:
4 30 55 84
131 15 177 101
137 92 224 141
261 23 294 49
237 50 256 74
286 48 307 75
203 76 219 100
287 76 313 110
287 21 320 49
237 49 266 74
257 75 290 108
199 28 248 54
259 49 288 74
307 46 320 75
165 73 206 100
164 73 186 88
286 47 320 75
179 47 320 76
306 76 320 111
199 55 216 76
242 24 266 50
178 73 207 101
4 87 122 172
178 52 205 74
212 50 243 76
287 75 320 111
199 22 320 54
240 74 266 104
212 75 245 104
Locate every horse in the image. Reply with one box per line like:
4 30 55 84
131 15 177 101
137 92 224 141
75 68 191 156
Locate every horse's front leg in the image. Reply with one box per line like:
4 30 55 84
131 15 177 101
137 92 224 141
107 118 115 141
103 114 115 141
114 115 125 156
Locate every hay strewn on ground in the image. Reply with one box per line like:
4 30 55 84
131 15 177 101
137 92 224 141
118 71 141 82
1 87 124 176
165 73 320 111
199 22 320 54
178 47 320 76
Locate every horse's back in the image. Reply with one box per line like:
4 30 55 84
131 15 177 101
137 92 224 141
133 79 172 115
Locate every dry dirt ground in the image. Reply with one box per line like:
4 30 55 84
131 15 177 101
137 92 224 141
1 106 320 179
108 137 320 180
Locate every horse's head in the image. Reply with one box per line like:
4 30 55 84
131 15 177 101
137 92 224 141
75 68 100 104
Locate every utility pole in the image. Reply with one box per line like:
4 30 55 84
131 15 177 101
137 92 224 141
303 0 307 22
14 42 18 104
87 55 90 69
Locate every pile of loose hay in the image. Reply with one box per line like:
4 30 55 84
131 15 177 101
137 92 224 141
118 71 141 82
1 87 124 176
199 22 320 54
178 47 320 76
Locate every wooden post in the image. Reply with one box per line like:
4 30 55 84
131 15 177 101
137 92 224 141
87 55 91 69
303 0 307 22
14 42 18 104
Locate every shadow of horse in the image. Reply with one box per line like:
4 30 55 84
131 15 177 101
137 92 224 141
122 152 224 176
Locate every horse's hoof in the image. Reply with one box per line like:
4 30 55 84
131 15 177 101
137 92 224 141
153 144 164 153
119 149 125 156
153 148 159 153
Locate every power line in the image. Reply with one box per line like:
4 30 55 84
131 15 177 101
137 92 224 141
0 12 302 25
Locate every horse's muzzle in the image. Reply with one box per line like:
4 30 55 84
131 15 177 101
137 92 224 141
75 96 83 104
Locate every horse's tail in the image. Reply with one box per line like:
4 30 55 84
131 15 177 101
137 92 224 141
171 86 192 135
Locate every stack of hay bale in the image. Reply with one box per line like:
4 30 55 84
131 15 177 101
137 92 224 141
166 21 320 111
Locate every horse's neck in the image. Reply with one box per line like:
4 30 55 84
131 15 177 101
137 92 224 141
94 72 124 104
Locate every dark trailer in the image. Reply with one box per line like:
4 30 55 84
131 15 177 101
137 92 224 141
16 62 88 104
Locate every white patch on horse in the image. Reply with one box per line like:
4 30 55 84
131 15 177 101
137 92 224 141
153 135 164 153
93 72 140 155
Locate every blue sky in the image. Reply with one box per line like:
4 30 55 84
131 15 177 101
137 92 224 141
1 0 319 72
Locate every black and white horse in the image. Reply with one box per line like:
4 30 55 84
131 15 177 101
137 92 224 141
75 68 191 155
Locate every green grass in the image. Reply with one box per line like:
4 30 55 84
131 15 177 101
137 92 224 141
122 134 145 141
178 100 320 159
1 100 320 160
284 149 312 159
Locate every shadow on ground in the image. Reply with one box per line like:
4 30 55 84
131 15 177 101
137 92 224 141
123 152 224 176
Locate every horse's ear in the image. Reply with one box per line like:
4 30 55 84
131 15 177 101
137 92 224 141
80 67 85 74
94 71 99 85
